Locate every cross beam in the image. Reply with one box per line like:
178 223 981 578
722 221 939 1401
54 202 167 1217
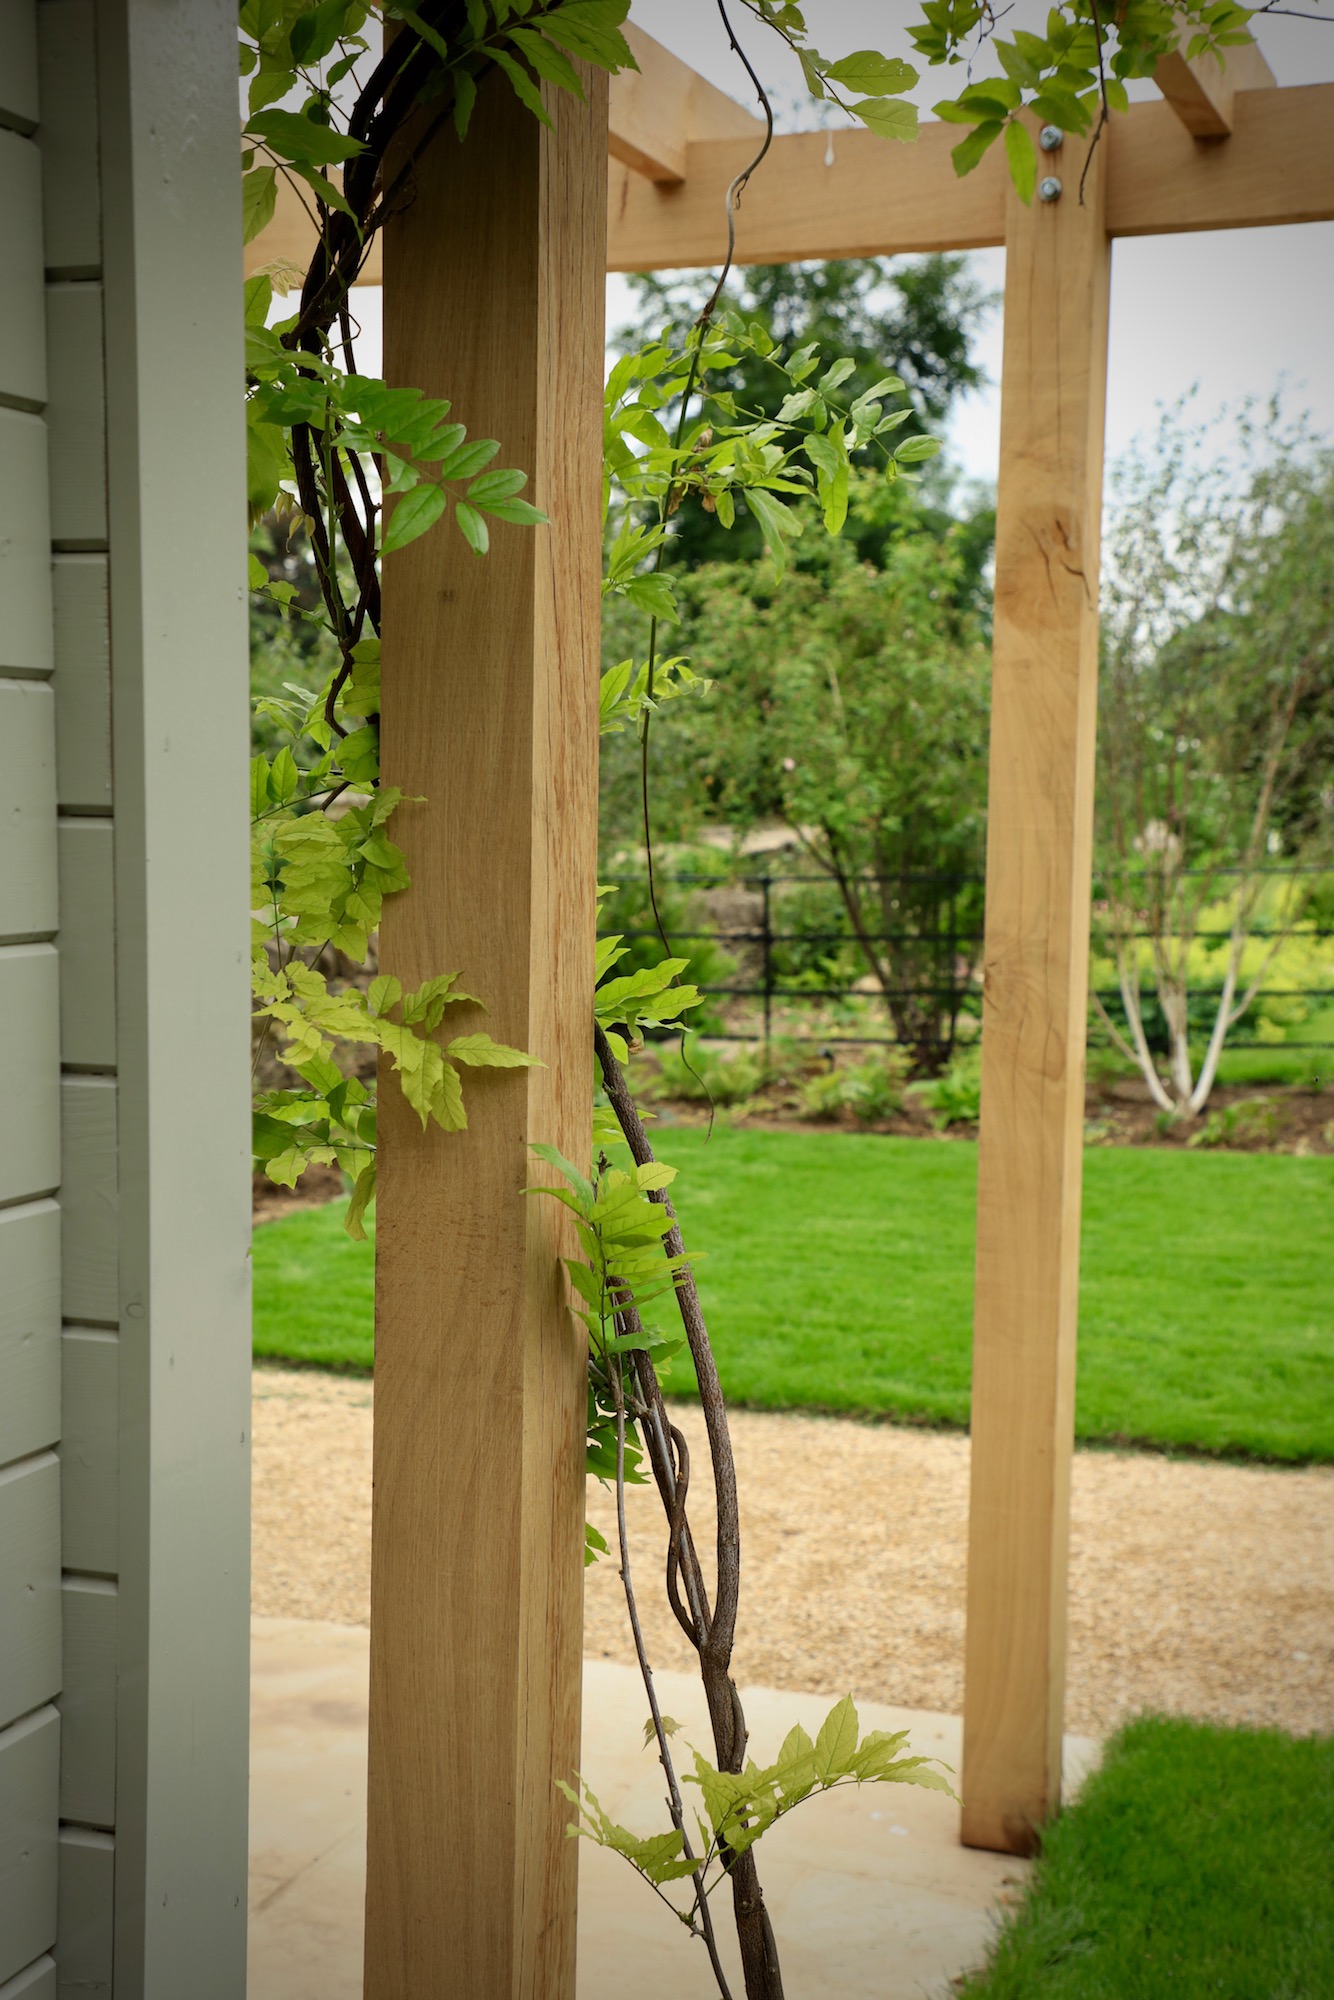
246 81 1334 286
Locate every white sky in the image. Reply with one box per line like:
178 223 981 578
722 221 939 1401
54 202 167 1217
344 0 1334 488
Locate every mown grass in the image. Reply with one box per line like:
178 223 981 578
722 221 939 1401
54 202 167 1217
252 1128 1334 1460
957 1715 1334 1999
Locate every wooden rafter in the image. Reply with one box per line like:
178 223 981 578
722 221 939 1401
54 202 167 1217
611 18 762 183
1154 21 1275 136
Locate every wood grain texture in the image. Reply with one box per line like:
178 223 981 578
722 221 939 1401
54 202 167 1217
0 411 54 676
962 151 1110 1858
1105 83 1334 236
55 1827 113 1998
0 947 60 1205
608 118 1008 269
58 1077 117 1324
1153 27 1274 137
611 20 761 183
57 818 115 1069
52 556 112 812
36 0 101 278
0 682 57 939
0 131 47 406
59 1576 117 1829
59 1330 118 1577
0 1707 59 1986
0 1203 60 1474
43 283 105 549
365 67 606 2000
0 1453 60 1732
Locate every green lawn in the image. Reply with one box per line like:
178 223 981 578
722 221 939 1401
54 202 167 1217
252 1129 1334 1460
957 1716 1334 1999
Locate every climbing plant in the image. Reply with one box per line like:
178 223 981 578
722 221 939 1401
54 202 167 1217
242 2 1283 1991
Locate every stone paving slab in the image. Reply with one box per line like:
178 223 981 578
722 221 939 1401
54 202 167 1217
248 1616 1101 1999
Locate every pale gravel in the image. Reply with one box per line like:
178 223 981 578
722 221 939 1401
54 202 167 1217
252 1364 1333 1739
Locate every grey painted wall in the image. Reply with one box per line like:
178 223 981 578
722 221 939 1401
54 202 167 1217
0 1 251 1990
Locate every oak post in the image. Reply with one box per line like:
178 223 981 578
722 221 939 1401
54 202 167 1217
961 145 1111 1855
364 66 608 1998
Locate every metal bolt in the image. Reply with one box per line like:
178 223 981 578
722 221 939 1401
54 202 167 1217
1038 175 1063 203
1039 124 1064 152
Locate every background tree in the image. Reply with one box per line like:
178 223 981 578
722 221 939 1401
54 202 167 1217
614 254 996 580
1094 405 1334 1116
608 520 990 1067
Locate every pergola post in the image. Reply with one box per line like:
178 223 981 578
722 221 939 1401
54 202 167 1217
363 67 607 1999
962 143 1111 1855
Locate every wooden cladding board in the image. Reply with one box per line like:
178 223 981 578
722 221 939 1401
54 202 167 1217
59 1331 118 1577
0 412 54 675
55 1828 112 1999
0 682 57 937
36 0 101 277
59 1077 118 1324
0 1707 59 1986
0 130 47 406
0 1957 57 1999
57 819 115 1069
0 948 60 1205
0 1453 60 1732
60 1577 117 1829
44 284 106 549
52 557 111 812
0 0 39 131
962 147 1111 1856
0 1203 59 1473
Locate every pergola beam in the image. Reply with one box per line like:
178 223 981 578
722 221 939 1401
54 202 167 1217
244 82 1334 288
606 84 1334 268
1154 23 1275 137
612 19 762 183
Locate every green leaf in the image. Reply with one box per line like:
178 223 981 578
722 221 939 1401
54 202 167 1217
894 435 942 464
1004 117 1038 205
269 746 300 804
251 756 271 818
814 1696 859 1783
744 486 800 574
345 1158 376 1241
447 1033 539 1069
246 108 366 166
492 46 554 126
825 51 917 96
508 25 585 96
381 483 448 556
368 974 402 1016
454 501 489 556
241 166 278 246
950 120 1005 177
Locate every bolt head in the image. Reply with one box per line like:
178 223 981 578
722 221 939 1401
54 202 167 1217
1038 175 1063 203
1039 124 1064 152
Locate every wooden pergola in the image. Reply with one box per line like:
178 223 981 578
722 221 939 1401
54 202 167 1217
250 24 1334 1991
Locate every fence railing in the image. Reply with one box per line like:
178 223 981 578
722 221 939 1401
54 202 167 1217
599 868 1334 1054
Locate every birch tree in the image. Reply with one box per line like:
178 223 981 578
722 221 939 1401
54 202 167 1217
1095 406 1334 1117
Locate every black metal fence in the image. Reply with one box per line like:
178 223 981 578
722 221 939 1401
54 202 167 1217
599 867 1334 1055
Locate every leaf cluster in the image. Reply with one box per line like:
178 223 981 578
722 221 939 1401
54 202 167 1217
559 1694 955 1907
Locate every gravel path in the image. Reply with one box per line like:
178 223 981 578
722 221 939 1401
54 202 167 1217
252 1364 1333 1738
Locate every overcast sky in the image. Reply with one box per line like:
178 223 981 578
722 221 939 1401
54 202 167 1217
344 1 1333 490
617 0 1334 488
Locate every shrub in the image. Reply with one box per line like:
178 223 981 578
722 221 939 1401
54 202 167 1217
798 1049 910 1124
907 1048 982 1129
